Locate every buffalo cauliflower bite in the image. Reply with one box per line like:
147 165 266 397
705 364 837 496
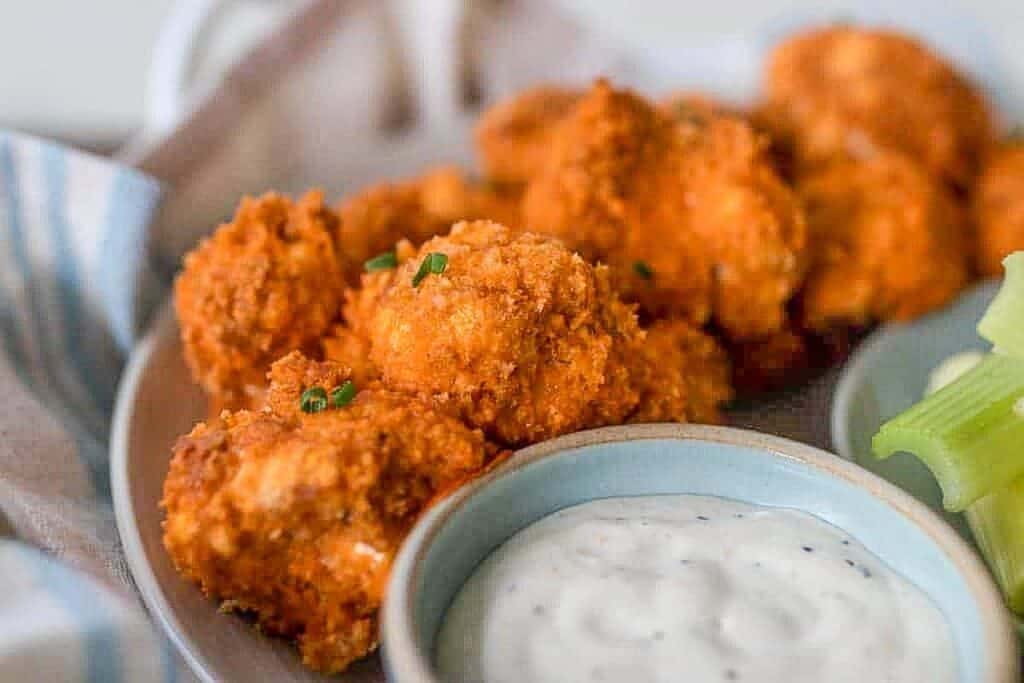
972 141 1024 276
360 220 646 445
796 153 970 330
760 26 994 188
522 79 807 338
320 324 379 388
475 85 582 186
174 191 346 411
162 353 488 674
629 319 733 425
662 92 743 126
337 167 521 285
416 166 523 230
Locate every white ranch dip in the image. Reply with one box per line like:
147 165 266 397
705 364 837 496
435 495 956 683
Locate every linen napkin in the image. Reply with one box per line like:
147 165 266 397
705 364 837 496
0 131 177 680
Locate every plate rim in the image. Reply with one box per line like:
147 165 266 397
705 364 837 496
110 302 220 683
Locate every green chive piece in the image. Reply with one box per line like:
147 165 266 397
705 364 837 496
364 251 398 272
633 260 654 280
967 484 1024 613
979 252 1024 358
872 353 1024 511
413 252 449 287
330 381 357 408
300 386 329 414
429 252 449 273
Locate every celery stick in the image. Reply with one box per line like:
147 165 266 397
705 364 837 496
967 483 1024 613
872 353 1024 511
979 252 1024 357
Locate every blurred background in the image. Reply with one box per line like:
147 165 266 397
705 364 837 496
4 0 1024 154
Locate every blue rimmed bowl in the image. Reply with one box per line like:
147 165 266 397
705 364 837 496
381 424 1017 683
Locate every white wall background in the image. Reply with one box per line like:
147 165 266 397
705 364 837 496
2 0 1022 148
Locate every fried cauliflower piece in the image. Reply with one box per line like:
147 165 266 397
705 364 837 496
797 153 970 330
174 191 346 411
629 319 733 425
475 85 582 186
417 166 523 230
338 167 520 285
320 324 379 387
760 26 994 188
724 317 861 396
162 352 488 674
972 141 1024 276
661 92 743 125
356 220 646 446
522 79 807 338
726 325 811 396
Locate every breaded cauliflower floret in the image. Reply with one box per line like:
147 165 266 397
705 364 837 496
629 319 733 425
475 85 582 186
359 220 645 445
319 324 379 388
174 191 345 411
162 353 487 674
972 141 1024 276
760 26 994 188
796 153 970 329
337 167 521 285
522 79 807 339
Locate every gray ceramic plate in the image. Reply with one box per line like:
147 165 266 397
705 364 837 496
831 280 999 538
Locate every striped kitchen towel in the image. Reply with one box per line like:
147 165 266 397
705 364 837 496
0 131 184 682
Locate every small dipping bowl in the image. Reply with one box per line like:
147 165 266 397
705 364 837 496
382 424 1018 683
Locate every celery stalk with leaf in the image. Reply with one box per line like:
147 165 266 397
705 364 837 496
872 250 1024 614
979 252 1024 357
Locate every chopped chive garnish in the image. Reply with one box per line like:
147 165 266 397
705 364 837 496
633 260 654 280
412 252 449 287
364 251 398 272
330 381 357 408
300 386 328 414
872 353 1024 510
979 252 1024 358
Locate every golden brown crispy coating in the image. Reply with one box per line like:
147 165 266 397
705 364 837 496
162 353 488 674
629 319 732 425
337 177 452 286
796 154 970 330
760 26 994 188
972 141 1024 276
320 324 379 388
337 168 521 285
475 85 581 186
523 79 807 339
174 191 346 411
661 92 742 125
361 220 645 446
417 166 523 230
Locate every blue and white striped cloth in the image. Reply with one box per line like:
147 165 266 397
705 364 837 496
0 131 184 682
